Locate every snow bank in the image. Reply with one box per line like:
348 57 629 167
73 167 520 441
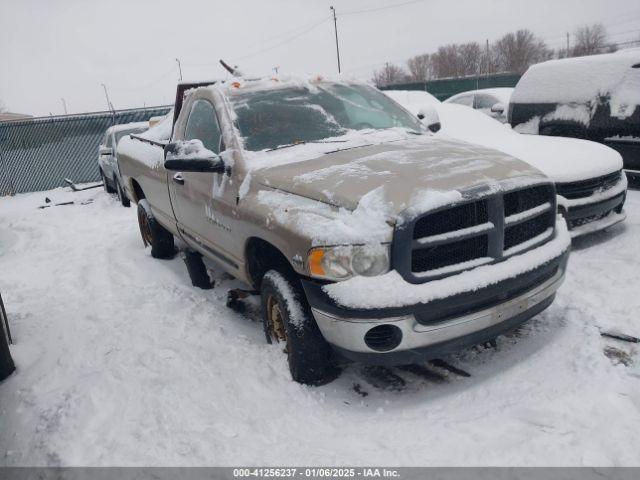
323 217 570 309
511 50 640 119
1 186 639 466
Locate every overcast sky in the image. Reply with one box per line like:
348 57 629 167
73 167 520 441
1 0 639 116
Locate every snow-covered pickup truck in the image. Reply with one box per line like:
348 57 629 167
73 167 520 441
118 77 571 385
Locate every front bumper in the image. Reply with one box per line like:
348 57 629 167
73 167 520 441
560 192 626 238
302 241 570 366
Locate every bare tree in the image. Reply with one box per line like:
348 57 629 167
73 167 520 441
406 54 432 82
0 101 6 113
372 63 408 87
571 23 615 57
493 29 552 73
430 42 483 78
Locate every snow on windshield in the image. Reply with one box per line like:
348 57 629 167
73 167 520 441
228 83 423 151
511 49 640 120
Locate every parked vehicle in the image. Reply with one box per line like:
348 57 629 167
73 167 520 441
445 87 513 123
118 77 570 385
98 122 149 207
387 89 627 238
508 49 640 180
1 292 15 382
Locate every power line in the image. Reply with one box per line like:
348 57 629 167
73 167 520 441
342 0 427 16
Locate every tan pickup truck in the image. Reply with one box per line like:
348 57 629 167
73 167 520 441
118 77 571 385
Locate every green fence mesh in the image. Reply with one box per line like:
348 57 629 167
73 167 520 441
0 106 171 195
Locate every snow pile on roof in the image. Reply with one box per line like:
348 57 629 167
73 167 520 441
511 50 640 119
256 186 394 246
324 216 571 309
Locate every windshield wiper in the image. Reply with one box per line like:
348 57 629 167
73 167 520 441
266 139 349 152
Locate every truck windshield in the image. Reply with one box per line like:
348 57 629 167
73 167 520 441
230 83 423 151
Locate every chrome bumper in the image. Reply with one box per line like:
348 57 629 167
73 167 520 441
312 266 565 356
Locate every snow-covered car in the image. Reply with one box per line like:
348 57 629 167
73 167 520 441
98 122 149 207
508 49 640 179
386 89 627 238
118 77 570 385
445 87 513 123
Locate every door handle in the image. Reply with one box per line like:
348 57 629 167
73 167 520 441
173 173 185 185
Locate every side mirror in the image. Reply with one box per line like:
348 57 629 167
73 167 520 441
417 105 441 133
490 102 505 114
164 141 226 173
99 146 113 156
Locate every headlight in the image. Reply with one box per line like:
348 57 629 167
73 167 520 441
307 244 390 281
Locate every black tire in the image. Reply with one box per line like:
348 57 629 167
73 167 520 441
260 269 337 386
137 199 175 259
101 169 116 193
115 177 131 208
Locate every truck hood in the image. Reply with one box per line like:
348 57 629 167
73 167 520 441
252 137 546 214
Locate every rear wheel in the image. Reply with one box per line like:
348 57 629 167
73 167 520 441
115 177 131 208
137 199 175 259
260 270 337 386
101 170 115 193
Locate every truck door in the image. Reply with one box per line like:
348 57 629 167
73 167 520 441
169 98 239 270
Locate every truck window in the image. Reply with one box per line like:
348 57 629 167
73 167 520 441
184 99 222 153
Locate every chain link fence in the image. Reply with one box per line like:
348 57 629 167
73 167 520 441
0 106 171 196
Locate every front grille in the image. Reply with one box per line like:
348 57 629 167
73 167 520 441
504 185 550 216
504 214 551 250
393 183 556 283
556 171 621 199
413 201 488 238
412 236 489 273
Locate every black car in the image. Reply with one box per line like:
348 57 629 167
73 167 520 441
1 292 15 382
509 50 640 180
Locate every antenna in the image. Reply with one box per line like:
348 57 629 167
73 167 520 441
219 59 242 76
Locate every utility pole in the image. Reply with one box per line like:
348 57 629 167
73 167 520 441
330 6 341 74
566 32 570 56
61 98 68 115
101 83 113 112
175 58 183 81
485 39 489 76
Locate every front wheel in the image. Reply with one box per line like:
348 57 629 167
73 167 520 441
137 199 175 259
261 270 337 386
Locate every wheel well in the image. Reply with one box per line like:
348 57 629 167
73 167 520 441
245 238 296 290
130 179 145 202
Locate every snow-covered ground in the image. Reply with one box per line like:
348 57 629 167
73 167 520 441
0 186 639 466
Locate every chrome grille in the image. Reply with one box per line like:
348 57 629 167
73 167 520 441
556 171 621 200
392 183 556 284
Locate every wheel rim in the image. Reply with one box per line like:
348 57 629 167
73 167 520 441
138 208 152 246
266 294 288 344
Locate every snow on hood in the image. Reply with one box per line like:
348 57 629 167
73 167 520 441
436 103 622 182
251 134 545 214
386 90 623 183
510 49 640 120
